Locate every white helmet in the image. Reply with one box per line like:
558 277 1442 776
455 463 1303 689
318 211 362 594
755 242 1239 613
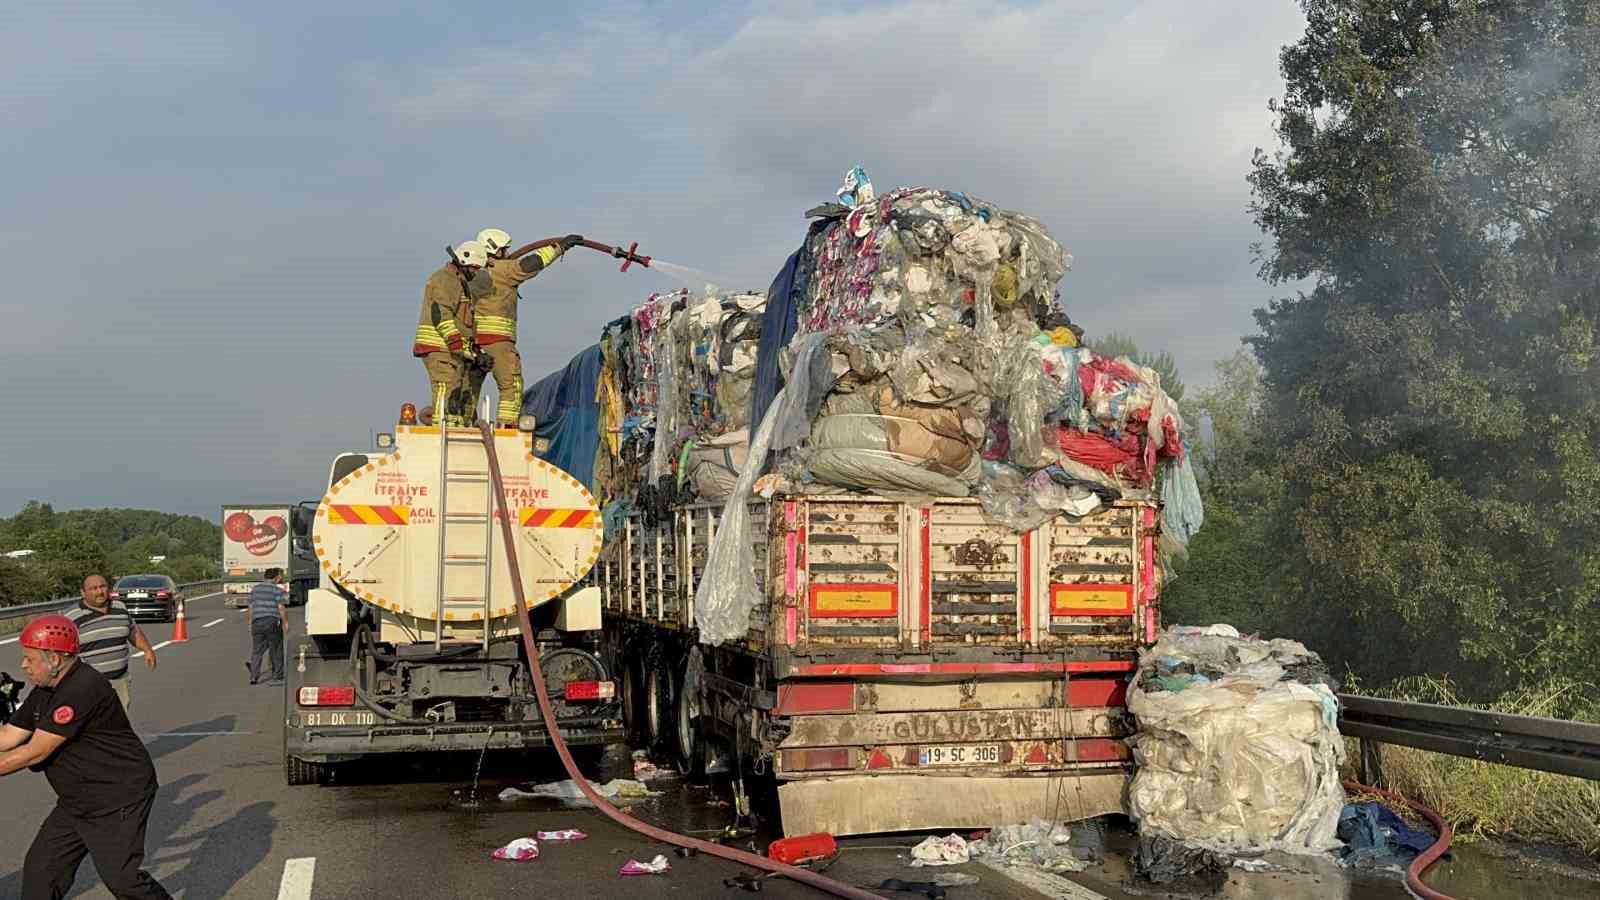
452 240 489 268
477 228 511 254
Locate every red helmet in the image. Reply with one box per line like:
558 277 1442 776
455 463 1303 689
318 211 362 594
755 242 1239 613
20 615 79 654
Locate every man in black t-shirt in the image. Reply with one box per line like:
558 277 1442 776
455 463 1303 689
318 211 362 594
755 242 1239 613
0 614 170 900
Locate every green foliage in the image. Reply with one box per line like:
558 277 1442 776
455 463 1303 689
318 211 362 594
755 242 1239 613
1162 349 1283 631
0 557 54 608
1241 0 1600 697
0 501 220 605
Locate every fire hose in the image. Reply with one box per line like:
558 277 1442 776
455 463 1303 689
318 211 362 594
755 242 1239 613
477 421 882 900
507 236 652 272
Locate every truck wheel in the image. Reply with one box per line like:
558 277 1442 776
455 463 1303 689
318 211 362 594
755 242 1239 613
646 667 670 749
673 668 707 783
620 662 647 746
285 755 328 786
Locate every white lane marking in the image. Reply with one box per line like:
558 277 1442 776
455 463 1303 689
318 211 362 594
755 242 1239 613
186 591 226 603
201 618 225 628
151 640 174 650
277 857 316 900
980 860 1108 899
0 637 17 645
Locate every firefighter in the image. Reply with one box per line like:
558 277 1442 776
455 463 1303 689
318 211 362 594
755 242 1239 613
1 616 171 899
414 240 492 426
475 228 585 426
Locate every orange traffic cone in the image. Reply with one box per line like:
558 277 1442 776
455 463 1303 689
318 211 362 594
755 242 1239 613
172 597 190 642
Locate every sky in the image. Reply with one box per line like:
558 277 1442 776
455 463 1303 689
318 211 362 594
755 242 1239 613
0 1 1308 520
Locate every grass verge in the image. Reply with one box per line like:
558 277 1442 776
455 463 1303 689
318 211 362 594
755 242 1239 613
1349 676 1600 859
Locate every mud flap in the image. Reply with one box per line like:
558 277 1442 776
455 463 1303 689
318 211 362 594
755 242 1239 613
777 772 1127 836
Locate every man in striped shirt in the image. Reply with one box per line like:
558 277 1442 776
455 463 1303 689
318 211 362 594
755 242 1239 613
63 574 157 712
245 568 288 685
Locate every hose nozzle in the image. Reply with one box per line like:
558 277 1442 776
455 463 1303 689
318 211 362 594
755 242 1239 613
612 241 651 273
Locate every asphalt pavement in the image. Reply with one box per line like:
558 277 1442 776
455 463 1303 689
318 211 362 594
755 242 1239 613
0 594 1423 899
0 595 1080 900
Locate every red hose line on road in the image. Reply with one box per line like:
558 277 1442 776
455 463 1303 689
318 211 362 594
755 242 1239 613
1344 780 1456 900
479 422 883 900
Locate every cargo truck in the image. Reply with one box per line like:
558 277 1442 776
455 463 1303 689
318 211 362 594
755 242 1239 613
596 493 1159 835
521 344 1163 837
221 503 318 607
281 422 625 785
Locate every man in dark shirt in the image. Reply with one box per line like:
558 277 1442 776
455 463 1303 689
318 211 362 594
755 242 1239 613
0 615 170 900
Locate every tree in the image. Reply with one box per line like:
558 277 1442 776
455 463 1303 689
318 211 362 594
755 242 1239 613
0 557 54 608
33 527 109 596
1161 349 1283 630
1088 334 1186 402
1191 351 1267 493
2 501 56 548
1248 0 1600 695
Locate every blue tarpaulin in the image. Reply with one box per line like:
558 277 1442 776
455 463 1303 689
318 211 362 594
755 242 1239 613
749 218 833 430
522 344 603 491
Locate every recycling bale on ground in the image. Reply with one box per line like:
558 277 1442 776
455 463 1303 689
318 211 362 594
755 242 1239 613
1126 624 1346 866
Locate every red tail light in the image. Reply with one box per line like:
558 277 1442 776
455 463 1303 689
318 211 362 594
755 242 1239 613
155 590 172 599
109 592 122 600
563 680 615 701
297 685 356 707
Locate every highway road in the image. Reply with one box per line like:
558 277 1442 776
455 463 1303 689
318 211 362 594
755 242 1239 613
0 593 1435 900
0 593 1091 899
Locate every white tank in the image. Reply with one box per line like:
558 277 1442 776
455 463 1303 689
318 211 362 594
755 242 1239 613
312 425 602 644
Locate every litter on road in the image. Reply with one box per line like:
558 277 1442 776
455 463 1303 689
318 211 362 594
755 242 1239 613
619 854 671 876
1337 801 1439 869
490 838 540 861
969 821 1091 874
536 830 587 841
908 834 970 867
498 778 659 806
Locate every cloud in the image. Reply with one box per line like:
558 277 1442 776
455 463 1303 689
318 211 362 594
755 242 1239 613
0 1 1307 518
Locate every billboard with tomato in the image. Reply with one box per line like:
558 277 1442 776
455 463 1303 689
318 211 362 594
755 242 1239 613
221 505 292 574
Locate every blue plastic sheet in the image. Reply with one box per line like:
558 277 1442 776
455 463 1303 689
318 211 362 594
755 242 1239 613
522 344 603 491
1337 802 1440 867
1160 455 1204 543
749 220 831 430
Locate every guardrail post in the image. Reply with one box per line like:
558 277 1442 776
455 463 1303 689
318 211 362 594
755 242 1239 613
1357 737 1385 787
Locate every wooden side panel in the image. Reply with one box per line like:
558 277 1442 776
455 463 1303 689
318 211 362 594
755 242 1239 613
802 499 905 648
926 501 1021 646
1039 504 1141 648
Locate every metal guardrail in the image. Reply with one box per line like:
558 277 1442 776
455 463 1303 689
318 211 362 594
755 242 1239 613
0 580 224 624
1340 692 1600 782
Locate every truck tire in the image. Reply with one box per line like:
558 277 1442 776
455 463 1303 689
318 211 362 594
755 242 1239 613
620 662 647 746
646 667 670 749
285 755 328 786
673 667 707 783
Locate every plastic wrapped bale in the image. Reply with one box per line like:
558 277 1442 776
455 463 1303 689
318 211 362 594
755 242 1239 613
682 429 749 500
1126 625 1345 856
797 187 1070 339
806 412 975 499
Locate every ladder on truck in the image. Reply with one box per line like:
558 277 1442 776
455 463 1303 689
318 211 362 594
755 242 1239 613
434 423 497 651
